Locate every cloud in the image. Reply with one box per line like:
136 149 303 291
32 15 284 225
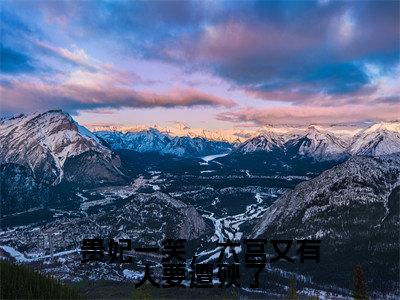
0 76 235 115
79 109 116 115
217 105 400 126
0 7 236 116
154 2 399 105
1 1 398 123
34 41 96 71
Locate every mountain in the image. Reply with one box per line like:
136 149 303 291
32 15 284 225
236 132 285 153
95 129 171 154
285 126 349 160
0 110 126 215
349 121 400 156
88 122 364 144
251 154 400 293
91 123 254 143
0 110 125 186
161 136 231 157
95 129 232 157
94 121 399 161
235 126 349 161
235 122 399 161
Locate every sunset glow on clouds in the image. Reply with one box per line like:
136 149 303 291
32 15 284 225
0 1 399 128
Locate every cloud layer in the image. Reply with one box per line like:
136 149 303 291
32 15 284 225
0 77 235 115
1 1 399 125
217 105 399 126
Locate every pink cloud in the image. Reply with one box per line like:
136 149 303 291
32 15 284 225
244 82 380 106
164 20 319 63
0 78 235 115
217 105 400 125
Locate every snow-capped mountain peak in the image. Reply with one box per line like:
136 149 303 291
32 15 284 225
95 128 172 153
0 110 122 185
289 126 349 160
349 121 400 156
95 128 232 157
363 121 400 134
237 133 285 153
237 121 399 160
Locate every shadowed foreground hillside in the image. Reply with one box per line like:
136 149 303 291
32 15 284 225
0 261 82 299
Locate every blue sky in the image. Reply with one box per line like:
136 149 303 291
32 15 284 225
1 0 399 128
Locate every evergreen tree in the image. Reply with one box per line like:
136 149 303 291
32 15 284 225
286 277 298 300
353 265 368 300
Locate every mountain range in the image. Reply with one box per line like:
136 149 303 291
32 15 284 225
97 121 400 161
95 129 232 157
88 122 367 144
235 123 400 160
0 109 399 296
0 110 398 198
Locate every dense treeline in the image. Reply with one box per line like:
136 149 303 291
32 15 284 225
0 261 82 299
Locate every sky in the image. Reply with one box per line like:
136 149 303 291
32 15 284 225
1 0 399 130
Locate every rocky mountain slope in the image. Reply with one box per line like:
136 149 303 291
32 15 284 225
252 154 400 293
0 110 126 215
0 110 125 185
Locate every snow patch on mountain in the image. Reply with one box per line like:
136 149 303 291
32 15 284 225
237 133 285 153
96 129 232 157
0 110 122 184
236 121 399 160
293 126 349 160
349 121 400 156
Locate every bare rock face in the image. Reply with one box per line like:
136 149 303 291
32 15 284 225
252 154 400 293
179 206 208 240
